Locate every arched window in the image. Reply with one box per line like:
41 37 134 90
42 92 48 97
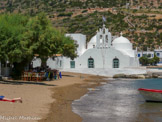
113 58 119 68
88 58 94 68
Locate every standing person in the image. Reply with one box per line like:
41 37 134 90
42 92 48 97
45 71 49 81
57 71 59 79
0 96 22 103
59 72 62 79
54 70 57 80
50 70 53 80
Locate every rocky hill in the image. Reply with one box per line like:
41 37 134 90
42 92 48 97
0 0 161 50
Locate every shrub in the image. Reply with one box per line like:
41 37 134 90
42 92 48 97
82 10 88 13
57 12 73 17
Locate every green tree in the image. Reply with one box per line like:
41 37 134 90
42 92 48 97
25 13 77 66
139 56 149 66
153 54 160 65
0 14 30 62
140 54 160 66
148 58 155 65
0 13 77 79
0 14 30 78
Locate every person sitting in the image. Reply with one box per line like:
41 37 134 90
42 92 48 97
45 72 49 81
0 96 22 103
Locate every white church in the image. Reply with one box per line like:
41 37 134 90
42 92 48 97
33 24 139 70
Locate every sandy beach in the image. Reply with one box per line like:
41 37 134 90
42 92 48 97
0 72 107 122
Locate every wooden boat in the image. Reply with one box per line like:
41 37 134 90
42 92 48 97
138 88 162 102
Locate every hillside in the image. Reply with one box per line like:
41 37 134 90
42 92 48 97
0 0 162 50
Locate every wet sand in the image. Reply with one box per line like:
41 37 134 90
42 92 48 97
0 72 107 122
39 72 107 122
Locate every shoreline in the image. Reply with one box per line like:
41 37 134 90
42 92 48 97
1 71 161 122
0 72 108 122
38 72 108 122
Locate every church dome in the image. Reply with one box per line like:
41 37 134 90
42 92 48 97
89 35 97 44
112 36 130 44
112 36 132 50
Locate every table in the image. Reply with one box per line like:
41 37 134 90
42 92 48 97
22 72 45 81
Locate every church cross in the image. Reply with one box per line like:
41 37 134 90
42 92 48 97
120 32 123 36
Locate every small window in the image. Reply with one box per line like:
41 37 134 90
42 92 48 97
70 61 75 68
93 45 95 48
147 54 151 58
143 54 147 57
157 53 160 57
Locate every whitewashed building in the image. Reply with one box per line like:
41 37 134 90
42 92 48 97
137 51 154 58
154 49 162 65
137 48 162 65
33 24 139 69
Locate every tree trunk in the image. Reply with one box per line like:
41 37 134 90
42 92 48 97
41 57 48 69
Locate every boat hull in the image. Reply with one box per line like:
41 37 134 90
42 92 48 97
138 88 162 102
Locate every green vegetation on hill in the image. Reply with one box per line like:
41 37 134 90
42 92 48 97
0 0 125 14
0 0 161 50
59 11 128 41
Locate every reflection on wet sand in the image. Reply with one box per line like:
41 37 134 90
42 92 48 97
72 79 162 122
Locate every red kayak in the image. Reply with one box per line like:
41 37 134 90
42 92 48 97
138 88 162 102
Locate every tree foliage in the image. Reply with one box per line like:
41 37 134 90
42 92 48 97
0 14 29 63
0 13 77 78
139 56 149 66
139 54 160 66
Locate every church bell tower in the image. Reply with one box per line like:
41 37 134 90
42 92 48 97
96 24 112 49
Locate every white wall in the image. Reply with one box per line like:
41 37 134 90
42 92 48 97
32 57 63 70
32 58 41 68
61 67 147 77
119 49 136 57
137 51 154 58
47 57 63 69
61 47 139 69
62 57 71 69
65 34 86 56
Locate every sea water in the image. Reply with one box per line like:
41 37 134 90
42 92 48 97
72 79 162 122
